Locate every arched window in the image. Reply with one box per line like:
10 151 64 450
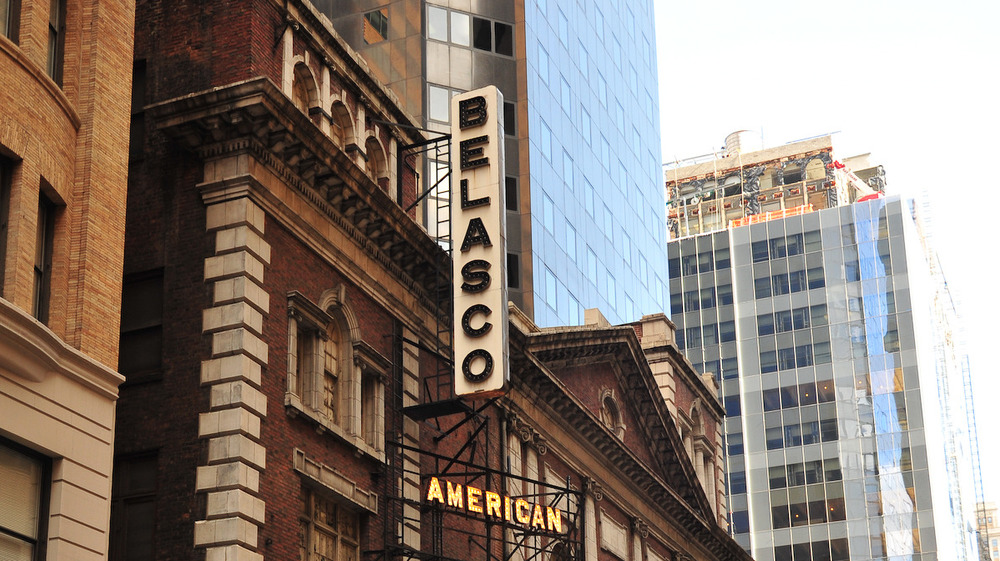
292 62 318 115
364 136 386 184
286 289 386 457
331 101 355 148
599 389 625 438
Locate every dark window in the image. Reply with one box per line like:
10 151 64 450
795 344 813 368
757 313 775 336
729 471 746 494
363 8 388 43
119 270 164 380
670 292 682 315
505 176 518 209
828 497 846 522
703 323 718 345
33 192 57 323
786 233 803 256
814 341 831 364
726 432 743 456
771 503 790 528
808 267 825 288
507 253 519 288
717 283 733 305
685 326 701 348
721 357 738 379
2 0 21 42
493 21 513 55
0 438 50 561
778 347 796 370
844 260 860 282
787 462 805 486
682 254 697 276
730 510 749 534
109 454 157 561
769 237 786 259
683 290 699 312
503 102 516 136
798 382 817 406
697 251 713 273
765 426 783 450
760 351 777 373
129 60 147 161
775 310 792 333
763 388 781 411
675 328 684 349
752 240 769 262
715 247 731 269
774 546 792 559
724 394 740 417
47 0 66 84
700 287 715 309
792 542 810 560
780 386 798 408
804 460 823 484
719 321 736 342
754 275 771 299
831 538 850 561
801 421 820 445
784 423 802 447
789 501 808 527
472 17 492 50
772 273 790 295
668 257 680 278
792 307 810 329
0 157 11 296
817 380 836 403
788 269 806 292
821 419 838 441
769 466 786 489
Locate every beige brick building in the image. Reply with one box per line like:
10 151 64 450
1 0 133 559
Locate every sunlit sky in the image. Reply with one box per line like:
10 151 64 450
654 0 1000 500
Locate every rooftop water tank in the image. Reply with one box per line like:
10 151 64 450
724 130 762 156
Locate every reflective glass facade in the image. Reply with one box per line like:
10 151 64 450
331 1 666 327
524 0 666 327
669 197 982 560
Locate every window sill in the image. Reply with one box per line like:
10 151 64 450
284 393 384 463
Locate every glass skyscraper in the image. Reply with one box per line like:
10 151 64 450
329 0 667 327
668 196 982 561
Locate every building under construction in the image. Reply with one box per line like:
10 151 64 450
665 134 985 560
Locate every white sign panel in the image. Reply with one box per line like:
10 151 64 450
452 86 508 397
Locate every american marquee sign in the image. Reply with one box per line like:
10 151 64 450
425 476 564 534
452 86 509 397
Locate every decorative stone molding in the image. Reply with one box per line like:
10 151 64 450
293 448 378 514
583 478 604 502
507 412 548 456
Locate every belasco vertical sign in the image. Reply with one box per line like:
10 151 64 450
452 86 509 397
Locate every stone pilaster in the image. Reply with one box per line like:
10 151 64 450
195 194 271 561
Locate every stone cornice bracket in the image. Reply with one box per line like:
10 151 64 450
508 414 547 456
583 478 604 502
631 518 649 539
274 12 300 48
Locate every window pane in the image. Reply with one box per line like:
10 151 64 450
451 11 470 45
758 313 775 336
428 85 450 122
0 443 43 538
494 22 513 55
472 17 491 50
427 6 447 41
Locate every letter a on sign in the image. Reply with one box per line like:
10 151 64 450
452 86 509 397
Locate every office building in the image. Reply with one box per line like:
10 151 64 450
665 136 983 560
978 502 999 560
328 0 668 327
1 0 132 559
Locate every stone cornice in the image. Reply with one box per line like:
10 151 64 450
0 298 124 400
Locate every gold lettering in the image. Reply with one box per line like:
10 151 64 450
485 491 502 518
447 481 464 509
515 498 531 524
504 496 512 522
467 486 483 513
426 477 444 504
531 504 546 529
546 506 562 533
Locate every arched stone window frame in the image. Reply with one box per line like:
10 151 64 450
290 60 320 116
599 388 626 439
362 135 389 190
286 287 388 460
330 98 356 150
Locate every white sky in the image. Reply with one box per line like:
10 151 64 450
654 0 1000 500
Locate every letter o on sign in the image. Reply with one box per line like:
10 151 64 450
462 349 494 382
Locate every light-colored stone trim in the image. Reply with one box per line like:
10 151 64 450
293 448 378 514
196 196 271 551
